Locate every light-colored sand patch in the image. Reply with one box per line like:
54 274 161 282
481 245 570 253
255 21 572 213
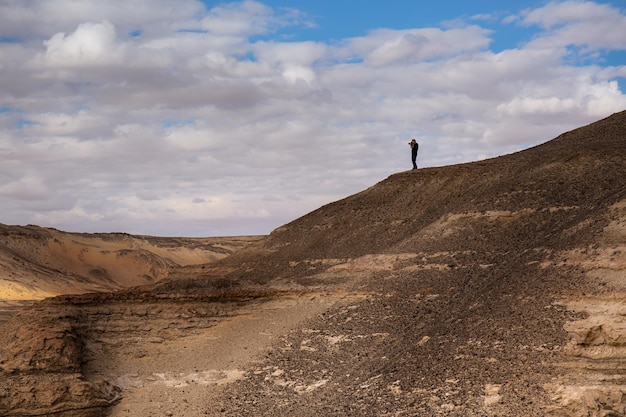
483 383 502 406
0 279 53 300
545 383 626 416
114 370 246 390
152 370 245 387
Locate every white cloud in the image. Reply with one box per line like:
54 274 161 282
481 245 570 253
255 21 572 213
498 77 626 119
340 26 492 66
522 1 617 29
0 0 624 236
0 175 51 201
200 0 275 36
28 110 106 136
521 1 626 50
42 20 125 67
282 65 316 84
0 0 204 40
255 40 327 65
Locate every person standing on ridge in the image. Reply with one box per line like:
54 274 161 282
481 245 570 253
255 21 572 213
409 138 419 170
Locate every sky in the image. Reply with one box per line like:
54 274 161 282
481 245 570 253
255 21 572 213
0 0 625 237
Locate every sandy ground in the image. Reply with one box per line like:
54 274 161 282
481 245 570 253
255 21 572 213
90 293 349 417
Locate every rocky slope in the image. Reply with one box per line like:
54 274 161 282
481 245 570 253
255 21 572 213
1 111 625 416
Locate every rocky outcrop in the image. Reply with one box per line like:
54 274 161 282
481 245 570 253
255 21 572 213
0 290 277 416
546 199 626 417
0 303 120 416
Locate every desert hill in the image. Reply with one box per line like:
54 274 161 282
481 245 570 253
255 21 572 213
0 226 262 323
1 111 625 416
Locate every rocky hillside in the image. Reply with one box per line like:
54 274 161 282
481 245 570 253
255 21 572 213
1 111 625 416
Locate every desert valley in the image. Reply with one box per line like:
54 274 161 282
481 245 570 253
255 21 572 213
1 111 625 416
0 229 261 325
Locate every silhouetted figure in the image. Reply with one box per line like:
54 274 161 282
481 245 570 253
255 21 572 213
409 138 419 169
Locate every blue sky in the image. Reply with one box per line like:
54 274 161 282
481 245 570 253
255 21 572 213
0 0 625 236
257 1 533 40
255 1 626 68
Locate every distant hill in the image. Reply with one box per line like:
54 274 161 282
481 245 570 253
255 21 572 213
1 111 624 417
0 225 262 322
0 225 263 300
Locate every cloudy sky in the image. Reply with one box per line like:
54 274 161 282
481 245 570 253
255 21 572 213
1 0 625 237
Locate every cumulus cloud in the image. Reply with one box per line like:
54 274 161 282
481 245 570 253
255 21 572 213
42 20 124 67
0 0 624 236
521 1 626 50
